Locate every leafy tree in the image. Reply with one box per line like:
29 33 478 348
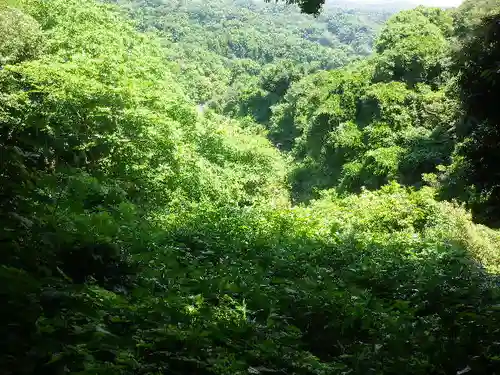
269 0 325 15
373 8 451 87
0 6 43 65
452 0 499 39
267 26 455 201
439 6 500 226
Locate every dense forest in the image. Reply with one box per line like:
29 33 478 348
105 0 392 102
1 0 500 374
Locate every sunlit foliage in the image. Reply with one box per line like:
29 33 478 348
2 1 500 375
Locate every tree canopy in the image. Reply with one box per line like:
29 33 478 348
438 2 500 226
268 0 326 15
2 0 500 374
106 0 391 103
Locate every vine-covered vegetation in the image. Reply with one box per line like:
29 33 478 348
250 5 457 201
2 0 500 374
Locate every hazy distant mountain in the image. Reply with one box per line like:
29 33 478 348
326 0 463 10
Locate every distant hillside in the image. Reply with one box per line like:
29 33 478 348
327 0 463 10
106 0 394 101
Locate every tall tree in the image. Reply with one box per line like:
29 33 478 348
270 0 325 15
441 8 500 225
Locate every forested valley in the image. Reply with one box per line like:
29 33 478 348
1 0 500 374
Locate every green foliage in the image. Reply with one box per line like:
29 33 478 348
438 5 500 226
269 0 325 15
373 7 451 87
0 1 287 369
269 58 456 200
248 5 464 202
2 1 500 375
218 59 316 126
0 6 43 65
452 0 500 39
106 0 390 103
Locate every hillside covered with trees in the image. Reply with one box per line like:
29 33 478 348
1 0 500 374
106 0 392 102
